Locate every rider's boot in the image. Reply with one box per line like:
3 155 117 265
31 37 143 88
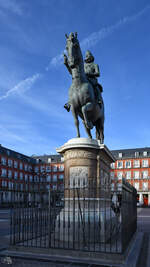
64 103 71 112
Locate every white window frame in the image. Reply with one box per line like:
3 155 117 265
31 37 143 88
143 182 148 191
59 174 64 179
8 159 13 167
14 161 18 168
126 171 131 179
53 174 57 182
117 172 123 180
134 171 140 179
125 161 131 168
143 151 147 157
53 165 57 172
46 175 51 182
14 171 18 179
134 182 139 190
1 157 6 165
1 168 7 177
134 160 140 168
142 170 148 179
110 163 115 169
8 170 12 178
117 161 123 169
142 160 148 168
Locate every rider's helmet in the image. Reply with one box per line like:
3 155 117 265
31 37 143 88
84 50 94 63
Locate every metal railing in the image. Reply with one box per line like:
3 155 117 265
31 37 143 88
9 179 137 254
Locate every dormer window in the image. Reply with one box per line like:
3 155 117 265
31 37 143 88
143 151 147 157
135 152 139 158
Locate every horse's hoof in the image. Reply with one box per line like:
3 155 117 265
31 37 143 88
86 121 93 129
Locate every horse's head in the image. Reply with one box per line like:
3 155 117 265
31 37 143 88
65 32 82 68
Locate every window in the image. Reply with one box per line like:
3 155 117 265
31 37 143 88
126 171 131 179
14 171 18 179
143 151 147 157
117 161 123 169
29 175 33 182
8 170 12 178
53 185 57 190
48 158 51 163
142 171 148 179
46 166 51 172
20 163 23 170
20 184 23 191
25 174 28 181
46 175 51 182
53 165 57 172
1 157 6 165
34 166 39 173
20 172 23 180
40 166 45 172
53 175 57 182
134 160 140 168
8 159 13 167
59 165 64 171
134 171 139 179
118 153 122 158
1 169 7 177
135 151 139 158
125 161 131 168
143 182 148 191
110 163 115 169
8 182 13 189
2 180 7 187
59 174 64 179
111 183 115 190
46 184 50 190
28 165 32 172
24 164 28 171
14 161 18 168
134 183 139 190
142 160 148 167
117 172 123 180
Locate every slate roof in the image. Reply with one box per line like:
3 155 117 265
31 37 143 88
111 147 150 160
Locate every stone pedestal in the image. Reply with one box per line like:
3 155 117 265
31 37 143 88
56 138 116 244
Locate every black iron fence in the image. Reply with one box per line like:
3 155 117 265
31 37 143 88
10 178 137 254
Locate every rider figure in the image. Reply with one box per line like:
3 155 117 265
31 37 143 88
84 50 103 107
64 50 103 112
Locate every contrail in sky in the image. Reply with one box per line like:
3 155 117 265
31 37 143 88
48 5 150 67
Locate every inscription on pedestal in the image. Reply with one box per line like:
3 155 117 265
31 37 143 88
69 166 88 188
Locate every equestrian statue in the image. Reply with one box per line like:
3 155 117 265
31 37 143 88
64 32 105 143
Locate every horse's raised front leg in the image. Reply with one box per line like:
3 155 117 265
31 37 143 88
71 107 80 138
82 102 93 129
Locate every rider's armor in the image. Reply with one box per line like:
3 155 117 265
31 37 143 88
84 50 103 106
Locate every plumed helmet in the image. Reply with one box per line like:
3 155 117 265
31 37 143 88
85 50 94 62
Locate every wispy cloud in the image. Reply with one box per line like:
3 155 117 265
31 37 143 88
0 73 41 100
48 5 150 67
0 0 23 16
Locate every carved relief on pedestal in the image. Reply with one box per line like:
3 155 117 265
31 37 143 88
69 166 88 188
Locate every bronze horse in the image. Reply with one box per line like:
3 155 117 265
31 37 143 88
64 32 104 143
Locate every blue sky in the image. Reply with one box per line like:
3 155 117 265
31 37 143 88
0 0 150 156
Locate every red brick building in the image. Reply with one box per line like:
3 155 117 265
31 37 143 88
0 145 64 207
110 147 150 206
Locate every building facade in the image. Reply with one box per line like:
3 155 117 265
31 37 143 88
0 145 64 207
110 147 150 206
